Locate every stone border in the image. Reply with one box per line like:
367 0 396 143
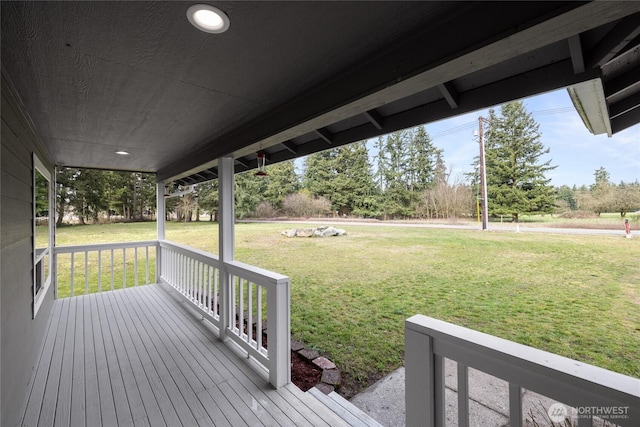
291 340 341 394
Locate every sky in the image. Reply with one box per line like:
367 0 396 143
421 89 640 188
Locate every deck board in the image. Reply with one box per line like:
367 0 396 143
110 289 182 427
21 284 354 426
38 298 70 427
21 297 64 427
70 296 86 427
83 295 101 426
89 293 118 427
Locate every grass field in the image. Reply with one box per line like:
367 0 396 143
52 220 640 396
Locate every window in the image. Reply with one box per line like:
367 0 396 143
33 153 52 317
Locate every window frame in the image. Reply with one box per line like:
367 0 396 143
33 153 53 317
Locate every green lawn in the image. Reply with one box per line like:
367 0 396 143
53 221 640 395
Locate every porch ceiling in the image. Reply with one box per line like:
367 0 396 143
2 1 640 186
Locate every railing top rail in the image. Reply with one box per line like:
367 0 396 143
158 240 220 265
225 259 289 287
406 315 640 402
54 240 158 254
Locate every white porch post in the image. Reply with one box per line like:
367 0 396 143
405 323 436 427
218 157 235 340
156 181 165 283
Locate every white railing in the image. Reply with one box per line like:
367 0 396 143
158 240 291 388
225 259 291 388
405 315 640 427
54 241 157 298
157 240 222 328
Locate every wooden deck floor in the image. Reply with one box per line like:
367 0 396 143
20 284 352 427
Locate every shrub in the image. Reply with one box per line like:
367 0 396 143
255 201 277 218
283 193 332 217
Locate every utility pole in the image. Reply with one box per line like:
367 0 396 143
478 116 490 230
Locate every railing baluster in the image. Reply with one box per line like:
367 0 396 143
190 258 195 299
458 362 469 427
509 383 522 427
70 252 75 297
122 248 126 288
198 261 203 307
239 278 245 340
207 265 212 314
434 354 445 427
84 250 89 294
248 281 253 345
145 245 149 285
257 286 262 351
134 247 138 287
98 249 102 292
110 248 114 290
231 275 237 334
214 267 219 318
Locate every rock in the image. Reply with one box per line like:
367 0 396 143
282 226 346 238
298 348 320 361
282 228 297 238
321 369 341 386
291 340 305 352
312 357 336 370
296 228 315 237
320 226 346 237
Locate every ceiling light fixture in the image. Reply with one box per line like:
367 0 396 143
115 151 129 155
187 4 230 34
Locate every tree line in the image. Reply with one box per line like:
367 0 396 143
55 101 640 224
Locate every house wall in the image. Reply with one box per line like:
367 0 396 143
1 72 55 427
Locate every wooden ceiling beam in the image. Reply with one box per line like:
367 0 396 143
281 140 298 154
587 12 640 68
363 109 384 130
568 35 585 74
437 82 459 109
315 128 334 145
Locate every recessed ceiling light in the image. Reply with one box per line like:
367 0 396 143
187 4 230 34
115 151 129 155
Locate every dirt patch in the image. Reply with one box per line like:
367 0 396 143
291 351 323 391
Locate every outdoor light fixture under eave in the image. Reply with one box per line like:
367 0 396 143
255 153 268 176
187 4 230 34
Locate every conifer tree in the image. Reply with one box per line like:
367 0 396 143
484 101 557 221
262 160 300 210
303 142 379 216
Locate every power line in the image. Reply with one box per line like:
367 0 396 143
430 107 575 141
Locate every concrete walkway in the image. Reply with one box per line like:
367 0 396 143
350 360 607 427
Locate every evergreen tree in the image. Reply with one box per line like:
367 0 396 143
407 126 441 192
304 142 379 216
484 102 557 221
555 185 577 212
262 160 300 210
333 142 379 217
407 126 442 212
235 170 268 218
56 168 79 226
303 149 336 201
68 168 108 224
197 180 219 221
376 131 412 218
